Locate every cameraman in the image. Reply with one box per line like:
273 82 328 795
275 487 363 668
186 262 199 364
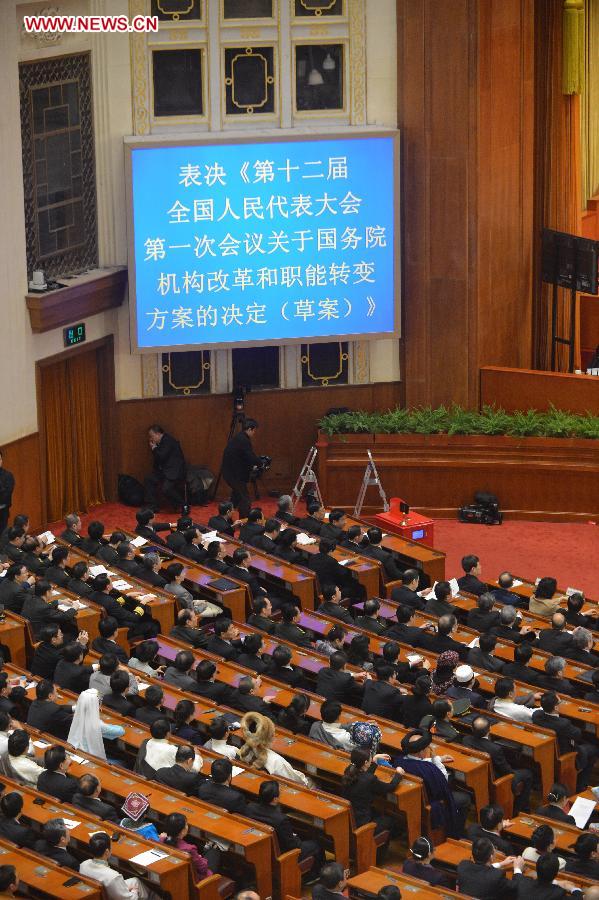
221 418 261 518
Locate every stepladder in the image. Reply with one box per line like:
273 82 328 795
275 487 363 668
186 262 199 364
353 449 389 517
291 446 324 512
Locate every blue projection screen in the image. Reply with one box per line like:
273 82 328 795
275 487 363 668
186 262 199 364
127 132 399 351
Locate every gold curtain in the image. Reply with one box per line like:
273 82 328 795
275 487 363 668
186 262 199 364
42 349 105 522
533 0 583 371
582 0 599 204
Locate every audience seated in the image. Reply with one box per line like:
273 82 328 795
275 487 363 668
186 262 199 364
34 817 78 869
457 555 487 596
521 823 566 871
26 679 73 740
37 745 78 803
80 831 157 899
91 616 128 663
532 691 599 790
403 836 453 887
0 792 36 848
529 577 560 617
317 583 355 625
71 773 121 823
462 716 533 812
466 592 501 632
246 596 276 634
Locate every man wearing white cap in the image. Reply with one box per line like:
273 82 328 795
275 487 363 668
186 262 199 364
446 665 487 710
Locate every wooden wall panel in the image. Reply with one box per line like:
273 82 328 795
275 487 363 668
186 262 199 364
397 0 534 408
0 433 42 529
116 383 402 498
480 365 599 413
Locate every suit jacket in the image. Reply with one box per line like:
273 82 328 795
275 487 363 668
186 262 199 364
197 779 248 813
193 680 235 705
468 647 505 673
534 804 577 826
531 709 583 753
79 537 103 556
237 652 268 674
424 595 457 618
0 816 36 849
462 734 514 778
319 523 345 545
102 692 136 718
33 840 78 870
135 522 170 547
152 432 186 481
244 801 301 852
166 531 187 552
27 699 73 741
20 594 76 639
446 683 487 710
116 558 144 579
21 551 49 576
275 510 299 527
457 574 488 596
339 538 365 554
226 565 265 599
384 622 424 645
537 674 577 696
135 705 167 727
274 544 305 566
163 667 198 692
251 534 278 554
512 874 581 900
222 431 260 483
316 601 354 625
54 659 94 694
492 587 525 607
90 637 128 664
30 640 63 679
344 762 402 827
400 692 434 728
204 557 229 575
247 612 276 635
267 663 305 689
180 542 207 564
156 763 205 796
71 792 121 823
274 621 313 649
568 646 599 666
97 544 119 565
361 679 403 721
4 544 24 564
502 660 542 685
355 615 388 635
140 569 167 589
239 522 265 544
207 514 236 536
0 579 30 614
206 635 240 660
37 769 79 803
316 668 357 703
457 860 514 899
307 552 354 593
296 515 323 536
231 691 277 721
67 577 93 598
489 623 533 645
0 468 14 508
467 823 514 855
89 590 140 629
170 624 209 649
537 629 574 655
45 565 70 588
361 543 402 581
419 631 469 660
466 608 501 632
60 528 82 547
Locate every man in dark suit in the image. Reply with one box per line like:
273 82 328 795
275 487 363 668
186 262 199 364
21 580 77 640
197 758 248 813
193 659 236 704
239 508 265 544
0 451 15 535
275 495 299 527
537 656 576 696
492 571 526 607
156 744 205 795
319 509 347 545
361 663 404 721
311 862 347 900
27 679 74 740
163 650 200 692
512 852 584 899
502 642 542 685
37 745 79 803
45 546 71 588
267 644 306 688
221 419 262 519
206 618 242 660
165 516 193 552
247 596 276 634
226 548 268 600
208 502 239 536
231 675 277 721
34 819 78 870
115 542 144 578
537 613 575 656
59 513 83 547
307 539 362 599
339 524 365 554
251 517 281 554
204 540 229 574
297 501 325 536
424 581 457 617
316 650 366 704
360 527 402 581
446 664 487 710
462 716 532 813
102 670 136 718
467 593 502 632
274 604 314 648
178 527 206 565
468 633 505 673
135 507 171 547
390 568 426 610
90 616 129 664
3 527 25 563
89 573 159 640
456 837 517 898
79 520 106 557
489 605 537 645
30 624 66 679
97 530 125 566
21 536 50 576
136 685 167 726
236 633 268 674
568 627 599 666
170 608 208 649
245 780 324 877
54 642 94 693
467 804 515 855
71 774 121 823
419 614 469 660
457 554 488 596
532 692 599 790
355 598 389 635
317 584 355 626
0 563 32 614
67 561 94 598
385 604 427 644
144 424 187 511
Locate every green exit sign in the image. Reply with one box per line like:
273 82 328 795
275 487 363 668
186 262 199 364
63 323 86 347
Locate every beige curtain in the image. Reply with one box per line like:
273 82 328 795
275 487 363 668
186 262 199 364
582 0 599 205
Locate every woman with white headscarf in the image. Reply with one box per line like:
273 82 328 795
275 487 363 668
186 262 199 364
67 688 124 761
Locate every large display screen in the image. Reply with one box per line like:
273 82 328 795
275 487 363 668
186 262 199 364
127 131 399 351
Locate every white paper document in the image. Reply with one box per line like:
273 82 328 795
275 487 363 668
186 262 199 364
38 531 56 545
467 637 480 649
201 530 226 545
130 849 169 867
88 565 109 577
338 559 352 566
295 533 316 546
231 766 244 778
112 580 132 591
130 536 148 548
511 579 523 588
568 796 596 829
62 819 80 830
566 587 583 597
449 578 460 596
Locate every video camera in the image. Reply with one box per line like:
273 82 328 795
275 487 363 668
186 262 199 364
250 455 272 480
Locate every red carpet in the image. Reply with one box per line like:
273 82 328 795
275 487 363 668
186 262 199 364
50 503 599 598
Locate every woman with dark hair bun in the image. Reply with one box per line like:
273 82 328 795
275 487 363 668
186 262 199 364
277 693 311 735
402 836 453 887
342 747 403 860
565 833 599 880
161 812 214 880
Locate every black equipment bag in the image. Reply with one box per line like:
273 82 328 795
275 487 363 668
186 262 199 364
186 465 214 505
118 474 145 507
474 491 500 510
458 504 503 525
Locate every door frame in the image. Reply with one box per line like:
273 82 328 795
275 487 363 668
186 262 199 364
36 335 117 523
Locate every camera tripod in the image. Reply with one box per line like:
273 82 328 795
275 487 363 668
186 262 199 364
209 408 246 503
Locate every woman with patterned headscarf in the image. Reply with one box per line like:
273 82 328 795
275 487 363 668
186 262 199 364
431 651 460 696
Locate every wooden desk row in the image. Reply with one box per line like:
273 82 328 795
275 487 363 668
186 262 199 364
0 835 101 899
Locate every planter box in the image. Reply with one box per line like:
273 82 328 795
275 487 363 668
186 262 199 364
317 431 599 522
